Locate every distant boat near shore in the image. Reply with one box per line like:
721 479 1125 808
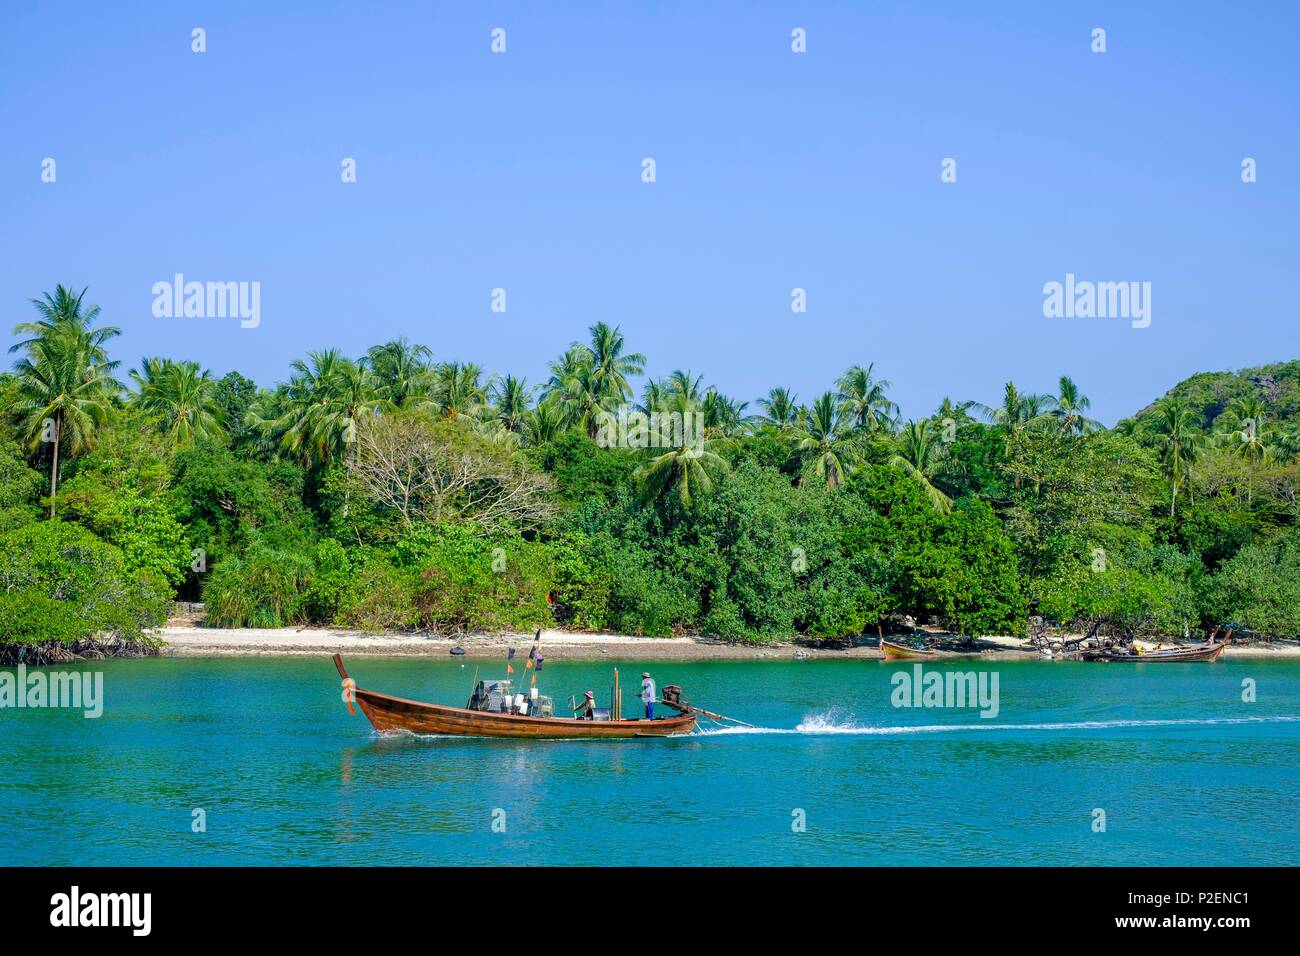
1080 638 1229 663
880 638 939 661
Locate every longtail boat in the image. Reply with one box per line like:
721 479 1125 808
1080 637 1229 663
880 638 938 661
332 654 696 738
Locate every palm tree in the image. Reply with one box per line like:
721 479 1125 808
976 381 1020 429
975 382 1058 469
242 387 291 460
1276 427 1300 464
702 388 749 439
836 364 897 432
638 377 670 416
794 392 861 489
978 381 1055 429
9 286 122 517
334 357 389 448
488 374 535 433
1151 396 1204 519
543 346 603 437
757 387 802 430
130 357 226 446
251 349 386 469
665 369 705 404
10 285 118 363
1020 391 1058 421
1222 396 1275 505
1052 375 1101 435
635 391 725 507
367 338 433 408
934 396 976 427
432 361 487 421
889 420 954 512
522 400 565 447
586 321 645 406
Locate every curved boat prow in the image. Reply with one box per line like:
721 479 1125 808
333 653 350 681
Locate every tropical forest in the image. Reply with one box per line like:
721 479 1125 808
5 284 1300 658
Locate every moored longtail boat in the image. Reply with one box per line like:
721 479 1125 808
332 655 696 738
1080 636 1230 663
880 638 938 661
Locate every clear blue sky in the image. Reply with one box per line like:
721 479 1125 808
3 1 1297 425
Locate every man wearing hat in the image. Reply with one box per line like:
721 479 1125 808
576 690 596 720
640 672 656 720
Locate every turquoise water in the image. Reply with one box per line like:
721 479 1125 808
2 656 1297 865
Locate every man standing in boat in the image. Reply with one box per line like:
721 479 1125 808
641 672 656 720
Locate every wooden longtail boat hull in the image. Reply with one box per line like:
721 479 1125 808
1080 640 1228 663
880 638 938 660
333 655 695 738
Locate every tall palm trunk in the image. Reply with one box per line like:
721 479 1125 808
48 413 62 519
342 412 357 518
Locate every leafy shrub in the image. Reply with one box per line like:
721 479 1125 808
801 552 895 638
202 546 313 628
531 432 636 505
335 562 420 631
170 443 318 566
0 521 169 645
1037 541 1204 637
299 538 353 622
405 525 553 633
0 438 43 528
0 591 88 645
548 532 611 630
58 482 190 587
1177 501 1256 570
1208 528 1300 637
930 498 1027 636
699 597 748 639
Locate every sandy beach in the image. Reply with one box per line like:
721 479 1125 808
154 625 1300 661
157 625 886 660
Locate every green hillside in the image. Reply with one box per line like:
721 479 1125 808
1126 360 1300 432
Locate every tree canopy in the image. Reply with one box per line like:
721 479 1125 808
6 285 1300 645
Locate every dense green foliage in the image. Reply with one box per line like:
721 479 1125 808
0 521 169 646
6 286 1300 644
1124 361 1300 433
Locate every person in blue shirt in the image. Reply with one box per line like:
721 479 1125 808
640 672 656 720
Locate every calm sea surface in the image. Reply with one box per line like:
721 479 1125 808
2 656 1297 865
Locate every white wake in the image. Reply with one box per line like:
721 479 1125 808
697 713 1300 736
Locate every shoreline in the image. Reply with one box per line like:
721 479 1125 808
154 626 1300 661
